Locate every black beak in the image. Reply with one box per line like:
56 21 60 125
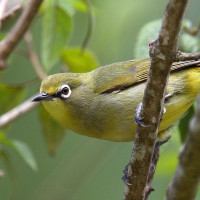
32 92 53 102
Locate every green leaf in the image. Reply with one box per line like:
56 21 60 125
134 18 200 58
179 34 199 53
62 47 99 73
134 19 161 58
39 105 66 156
178 105 195 143
41 3 72 72
0 132 38 171
58 0 76 16
11 140 38 171
73 0 87 12
40 0 77 16
0 84 25 115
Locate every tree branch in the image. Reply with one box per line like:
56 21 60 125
0 97 39 128
183 23 200 36
0 0 22 26
123 0 189 199
176 51 200 61
0 0 43 69
0 4 22 23
0 0 9 29
165 95 200 200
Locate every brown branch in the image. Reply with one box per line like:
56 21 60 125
165 95 200 200
0 97 39 128
0 4 22 22
24 31 47 80
123 0 189 199
0 0 43 69
176 51 200 61
144 142 161 199
0 0 9 29
0 1 22 24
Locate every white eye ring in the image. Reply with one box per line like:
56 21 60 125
60 84 71 99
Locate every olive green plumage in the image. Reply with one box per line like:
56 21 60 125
32 58 200 142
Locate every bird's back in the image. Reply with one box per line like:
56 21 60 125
82 59 200 141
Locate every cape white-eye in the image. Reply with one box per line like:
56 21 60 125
32 58 200 142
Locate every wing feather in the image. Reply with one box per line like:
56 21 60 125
93 58 200 94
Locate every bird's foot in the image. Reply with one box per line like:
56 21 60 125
134 92 175 126
122 163 132 186
134 103 149 127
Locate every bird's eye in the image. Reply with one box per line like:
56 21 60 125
60 84 71 99
62 87 69 95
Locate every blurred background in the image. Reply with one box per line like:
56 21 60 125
1 0 200 199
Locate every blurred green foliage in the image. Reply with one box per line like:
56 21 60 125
134 19 161 58
39 105 65 156
62 47 99 72
0 0 200 200
178 106 195 143
0 85 26 115
41 1 73 71
0 133 38 172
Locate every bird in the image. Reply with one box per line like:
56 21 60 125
32 58 200 142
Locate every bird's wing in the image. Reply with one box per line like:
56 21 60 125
93 58 200 94
93 58 150 94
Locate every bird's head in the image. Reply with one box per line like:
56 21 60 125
32 73 85 103
32 72 92 127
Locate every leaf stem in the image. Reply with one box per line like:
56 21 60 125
24 31 47 80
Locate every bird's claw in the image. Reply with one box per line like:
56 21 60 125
122 164 132 186
134 103 149 127
134 98 167 126
122 175 132 186
150 164 155 173
163 107 166 114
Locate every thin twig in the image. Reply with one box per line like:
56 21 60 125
165 95 200 200
183 24 200 36
24 31 47 80
0 4 22 22
81 0 94 51
0 0 22 25
0 97 39 128
176 51 200 61
0 0 43 69
123 0 189 199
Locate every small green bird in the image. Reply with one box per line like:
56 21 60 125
32 58 200 142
